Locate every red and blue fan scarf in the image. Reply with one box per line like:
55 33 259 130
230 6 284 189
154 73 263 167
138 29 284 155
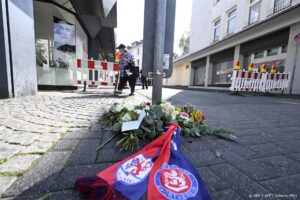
75 124 211 200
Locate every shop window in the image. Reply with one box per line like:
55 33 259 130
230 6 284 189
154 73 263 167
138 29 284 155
254 51 264 59
34 1 85 86
227 8 236 35
243 55 251 70
274 0 291 13
254 60 285 73
281 45 287 53
267 47 278 56
193 65 206 86
213 18 221 42
249 0 261 25
212 60 233 85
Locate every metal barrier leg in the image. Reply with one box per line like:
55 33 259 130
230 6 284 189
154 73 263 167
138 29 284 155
83 81 87 92
113 68 121 94
229 91 245 97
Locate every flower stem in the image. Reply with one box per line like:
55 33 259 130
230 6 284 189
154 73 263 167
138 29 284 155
96 134 118 151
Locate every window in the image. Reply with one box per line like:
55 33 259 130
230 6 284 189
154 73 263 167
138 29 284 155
213 19 221 42
254 51 264 59
137 59 140 66
249 0 261 25
281 45 287 53
137 48 140 55
274 0 291 13
267 47 278 56
227 9 236 35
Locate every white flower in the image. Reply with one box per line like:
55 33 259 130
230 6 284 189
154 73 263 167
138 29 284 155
135 109 142 114
145 105 151 111
167 106 175 114
115 104 123 112
121 113 132 122
171 111 177 120
179 115 189 120
161 102 175 115
125 103 135 111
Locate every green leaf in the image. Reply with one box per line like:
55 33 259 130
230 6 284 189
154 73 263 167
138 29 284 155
170 119 178 125
190 127 196 137
148 129 156 139
152 105 163 118
183 128 191 136
144 116 154 125
188 117 194 122
211 127 237 141
141 125 152 133
191 127 201 137
183 120 189 126
134 129 143 135
112 122 122 132
165 115 172 123
156 120 163 129
215 150 222 159
214 132 237 141
195 129 201 137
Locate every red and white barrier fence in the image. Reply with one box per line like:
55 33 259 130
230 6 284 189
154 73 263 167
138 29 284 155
74 59 119 86
230 70 290 92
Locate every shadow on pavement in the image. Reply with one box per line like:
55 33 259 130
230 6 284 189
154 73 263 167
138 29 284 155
3 90 300 199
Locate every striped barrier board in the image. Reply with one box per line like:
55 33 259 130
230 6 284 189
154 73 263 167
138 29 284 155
230 70 290 92
74 59 119 86
263 73 289 92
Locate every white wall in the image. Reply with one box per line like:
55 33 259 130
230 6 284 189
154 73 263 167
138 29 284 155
129 44 143 69
76 20 88 60
163 64 190 86
285 22 300 94
8 0 37 96
190 0 213 53
190 0 300 53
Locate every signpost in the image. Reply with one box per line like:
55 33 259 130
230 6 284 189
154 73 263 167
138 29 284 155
290 33 300 94
142 0 176 104
294 33 300 44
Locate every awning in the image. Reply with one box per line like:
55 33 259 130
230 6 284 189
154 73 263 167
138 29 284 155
69 0 117 57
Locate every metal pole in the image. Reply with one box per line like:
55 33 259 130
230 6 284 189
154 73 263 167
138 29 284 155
289 43 299 94
83 81 86 92
152 0 167 105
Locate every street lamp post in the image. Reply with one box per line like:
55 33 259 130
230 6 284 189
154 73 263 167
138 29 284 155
152 0 167 105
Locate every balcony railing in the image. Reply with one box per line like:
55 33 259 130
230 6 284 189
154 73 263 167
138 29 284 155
273 0 292 13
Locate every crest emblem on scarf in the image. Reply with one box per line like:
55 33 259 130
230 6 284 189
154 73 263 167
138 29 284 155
116 154 153 185
155 164 198 199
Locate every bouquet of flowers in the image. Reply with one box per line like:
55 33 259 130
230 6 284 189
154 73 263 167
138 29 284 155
100 101 236 151
176 103 236 140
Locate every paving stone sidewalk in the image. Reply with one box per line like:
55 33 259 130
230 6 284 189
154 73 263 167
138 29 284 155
0 89 146 199
0 88 300 200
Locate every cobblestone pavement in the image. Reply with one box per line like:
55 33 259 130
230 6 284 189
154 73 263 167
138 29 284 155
0 87 300 199
0 89 146 199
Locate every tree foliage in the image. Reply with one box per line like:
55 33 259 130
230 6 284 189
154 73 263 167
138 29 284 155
179 31 190 56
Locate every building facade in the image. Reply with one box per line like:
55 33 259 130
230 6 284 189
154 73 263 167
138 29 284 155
0 0 117 98
128 40 143 69
165 0 300 94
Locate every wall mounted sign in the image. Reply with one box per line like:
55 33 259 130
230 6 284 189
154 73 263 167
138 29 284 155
294 33 300 44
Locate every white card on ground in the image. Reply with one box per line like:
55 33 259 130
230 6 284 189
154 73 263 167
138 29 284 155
121 110 146 132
